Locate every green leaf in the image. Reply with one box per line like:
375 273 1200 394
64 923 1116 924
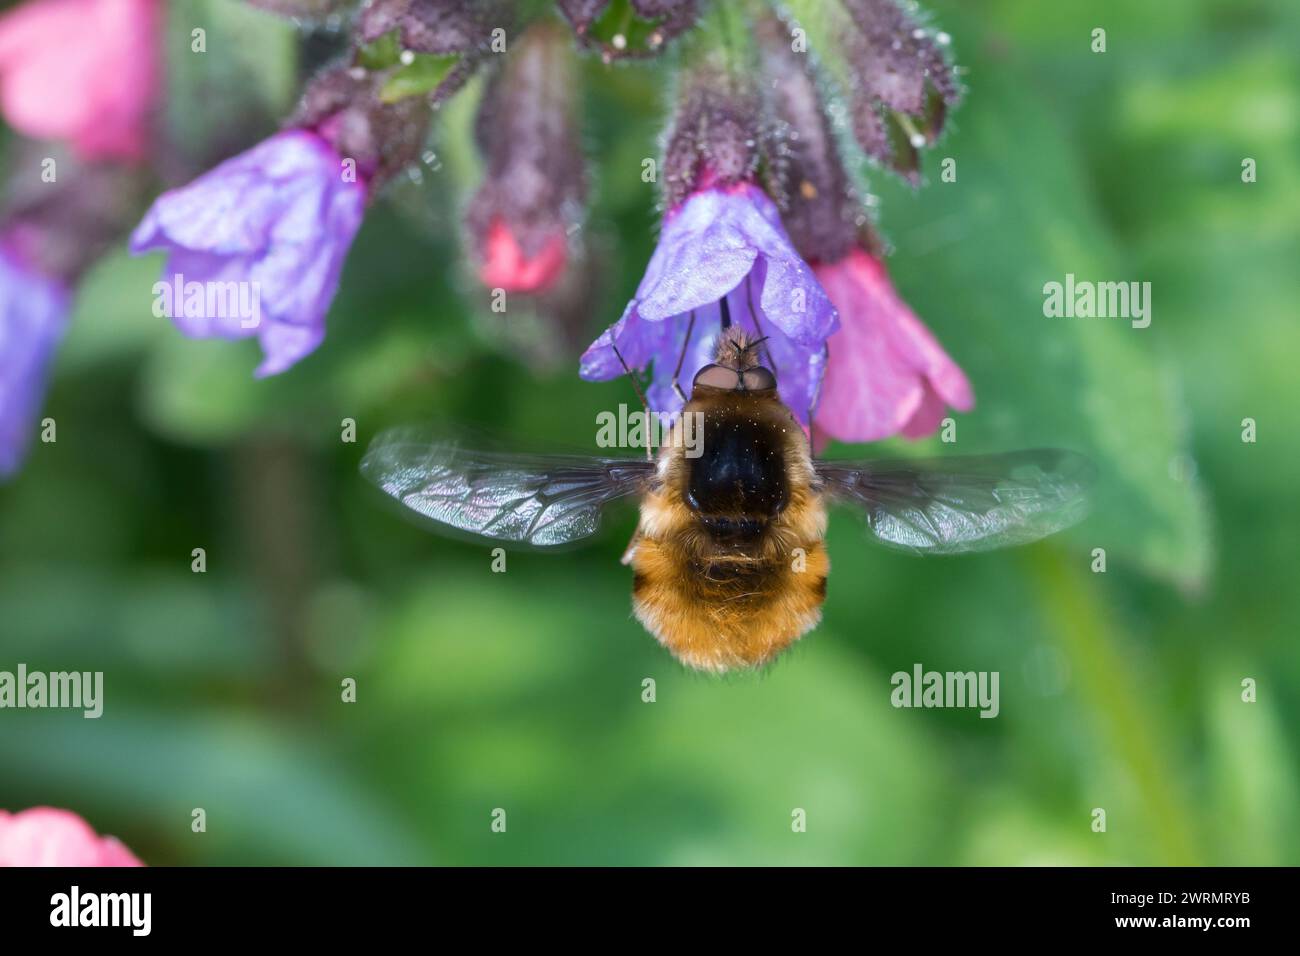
380 53 461 103
137 333 272 444
866 59 1212 587
57 251 169 372
0 710 426 865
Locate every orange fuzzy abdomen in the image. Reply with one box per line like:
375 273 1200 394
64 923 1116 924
630 495 830 673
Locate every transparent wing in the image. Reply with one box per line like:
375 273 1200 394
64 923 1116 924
361 428 656 548
815 449 1094 554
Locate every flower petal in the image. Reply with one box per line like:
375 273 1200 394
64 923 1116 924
0 0 159 162
633 191 759 322
581 184 837 427
0 247 70 478
131 130 366 376
0 807 143 867
814 248 972 443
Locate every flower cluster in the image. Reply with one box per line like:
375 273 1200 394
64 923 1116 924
1 0 971 481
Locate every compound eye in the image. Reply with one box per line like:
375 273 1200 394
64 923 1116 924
693 364 741 390
742 367 777 391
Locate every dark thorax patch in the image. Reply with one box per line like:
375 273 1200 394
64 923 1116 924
684 404 789 527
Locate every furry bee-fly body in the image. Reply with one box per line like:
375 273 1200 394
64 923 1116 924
627 329 831 671
362 331 1093 673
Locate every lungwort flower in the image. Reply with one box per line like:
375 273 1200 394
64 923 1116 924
0 0 160 162
0 807 142 866
130 128 367 377
581 179 837 425
130 68 427 377
814 247 973 442
466 21 585 295
581 61 837 425
755 10 971 444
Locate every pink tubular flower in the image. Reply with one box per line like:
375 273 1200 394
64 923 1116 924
0 0 159 162
813 247 973 444
0 807 142 866
478 218 568 294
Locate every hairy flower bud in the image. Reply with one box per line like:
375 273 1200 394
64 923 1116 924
840 0 959 182
292 65 430 187
358 0 495 54
465 21 585 294
558 0 698 60
661 66 760 209
756 15 858 265
2 145 147 282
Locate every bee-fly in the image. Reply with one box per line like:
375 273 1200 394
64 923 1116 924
362 329 1092 673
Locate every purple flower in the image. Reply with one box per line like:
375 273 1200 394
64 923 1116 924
580 182 838 424
0 243 69 479
129 129 366 377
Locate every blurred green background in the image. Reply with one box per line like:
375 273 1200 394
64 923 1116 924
2 0 1298 865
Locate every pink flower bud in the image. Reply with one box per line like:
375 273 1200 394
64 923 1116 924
466 21 584 294
840 0 960 182
662 67 760 209
478 218 567 294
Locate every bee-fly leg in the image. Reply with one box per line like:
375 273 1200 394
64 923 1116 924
611 342 654 461
746 274 777 371
671 310 696 404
